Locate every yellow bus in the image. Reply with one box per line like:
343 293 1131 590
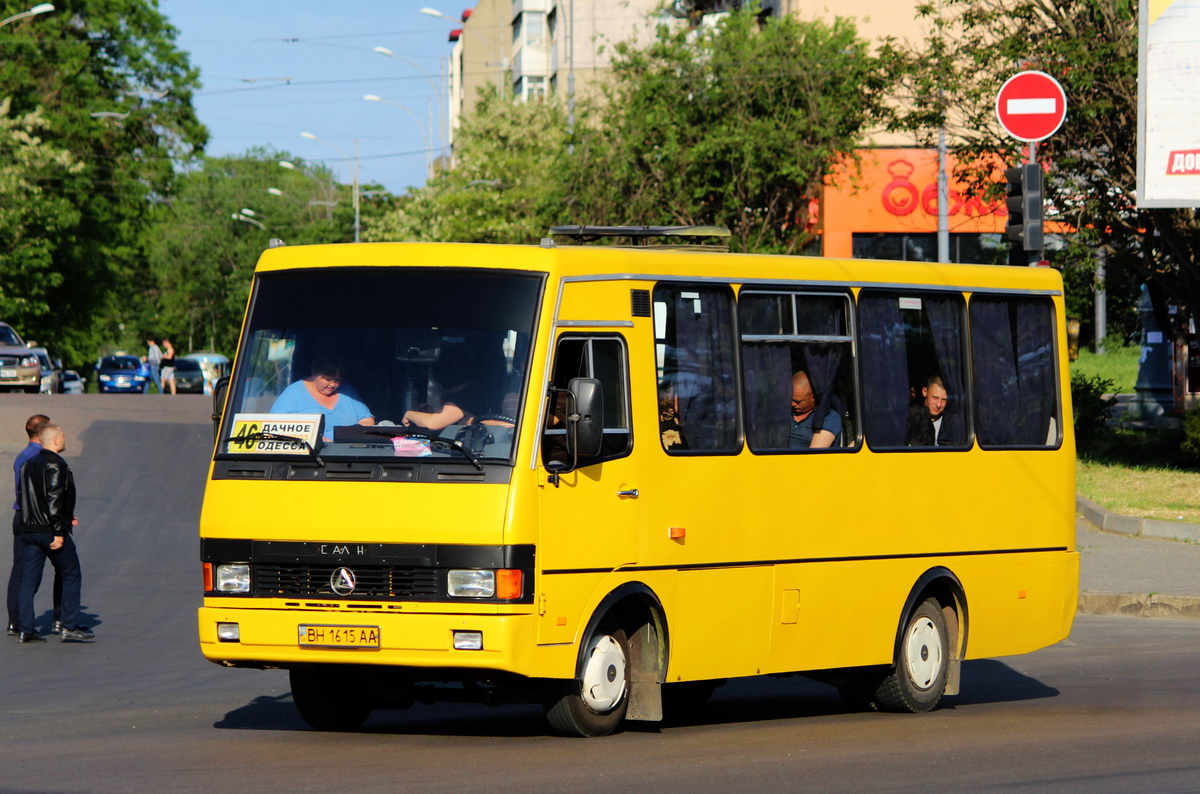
198 227 1077 736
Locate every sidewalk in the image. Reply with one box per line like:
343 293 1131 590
1076 495 1200 619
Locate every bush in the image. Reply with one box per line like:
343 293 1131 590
1183 406 1200 460
1071 372 1115 452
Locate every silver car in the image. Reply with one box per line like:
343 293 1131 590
0 322 41 393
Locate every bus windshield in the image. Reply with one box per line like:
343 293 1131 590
219 267 543 465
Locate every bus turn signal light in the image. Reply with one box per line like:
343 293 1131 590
496 569 523 600
669 527 686 539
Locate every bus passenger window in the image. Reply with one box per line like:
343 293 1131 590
739 290 857 452
542 336 631 466
653 284 739 454
859 290 969 449
970 296 1059 447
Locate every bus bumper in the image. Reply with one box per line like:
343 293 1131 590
198 605 537 675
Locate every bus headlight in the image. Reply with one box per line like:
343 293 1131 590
448 569 494 597
215 563 250 593
447 569 522 599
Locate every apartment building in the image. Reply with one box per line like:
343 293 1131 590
438 1 1008 262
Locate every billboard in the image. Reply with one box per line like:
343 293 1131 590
1138 0 1200 207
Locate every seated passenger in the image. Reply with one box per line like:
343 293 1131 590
659 380 688 450
789 371 841 449
270 353 375 440
905 375 964 446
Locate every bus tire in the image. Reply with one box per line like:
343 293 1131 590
290 667 373 731
874 598 949 713
544 626 630 737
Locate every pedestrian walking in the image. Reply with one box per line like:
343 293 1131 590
146 336 163 394
161 338 177 395
6 414 62 636
14 424 93 643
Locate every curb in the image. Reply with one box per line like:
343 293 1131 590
1077 494 1200 620
1077 591 1200 620
1076 495 1200 544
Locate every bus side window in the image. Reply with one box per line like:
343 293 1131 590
858 290 970 450
653 284 740 454
739 290 857 452
541 336 632 466
970 296 1060 448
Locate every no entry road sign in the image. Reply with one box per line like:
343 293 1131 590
996 71 1067 142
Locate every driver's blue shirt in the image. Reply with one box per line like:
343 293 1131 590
270 381 373 433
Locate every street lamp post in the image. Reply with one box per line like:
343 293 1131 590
299 133 360 243
363 94 434 177
372 46 445 166
0 3 54 28
231 213 265 231
277 160 336 216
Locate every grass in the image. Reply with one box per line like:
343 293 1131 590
1070 344 1140 394
1077 458 1200 524
1077 423 1200 525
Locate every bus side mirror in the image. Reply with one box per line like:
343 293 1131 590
212 376 230 438
567 377 603 459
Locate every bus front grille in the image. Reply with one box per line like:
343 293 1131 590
254 564 440 599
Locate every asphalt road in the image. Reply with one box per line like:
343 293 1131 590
2 396 1199 792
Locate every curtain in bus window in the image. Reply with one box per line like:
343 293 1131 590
925 297 968 446
742 342 791 449
668 287 739 452
859 293 909 446
797 297 845 437
971 297 1056 446
1015 301 1056 443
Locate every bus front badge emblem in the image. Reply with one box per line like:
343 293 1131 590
331 567 356 596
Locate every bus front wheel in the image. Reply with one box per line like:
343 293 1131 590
290 667 373 731
874 598 949 713
544 627 630 737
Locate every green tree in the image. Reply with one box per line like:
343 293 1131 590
366 87 569 244
886 0 1197 344
569 8 895 254
146 150 354 354
0 98 83 327
0 0 207 367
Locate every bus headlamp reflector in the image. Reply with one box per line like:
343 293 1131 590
448 569 494 597
217 622 240 642
215 563 250 593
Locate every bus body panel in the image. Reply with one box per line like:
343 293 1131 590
200 240 1078 726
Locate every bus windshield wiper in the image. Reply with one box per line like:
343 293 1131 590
365 427 484 471
222 431 325 468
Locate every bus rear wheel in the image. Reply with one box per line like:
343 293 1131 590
544 627 630 737
290 667 373 731
874 598 949 713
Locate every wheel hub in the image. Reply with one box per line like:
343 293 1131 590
581 634 627 712
904 616 943 690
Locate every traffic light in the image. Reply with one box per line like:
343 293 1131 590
1005 163 1044 264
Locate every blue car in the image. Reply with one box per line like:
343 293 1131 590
96 355 148 393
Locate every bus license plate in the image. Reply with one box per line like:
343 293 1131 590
298 625 380 649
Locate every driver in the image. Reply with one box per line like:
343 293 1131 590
271 353 375 440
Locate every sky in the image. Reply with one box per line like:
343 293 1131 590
159 0 463 195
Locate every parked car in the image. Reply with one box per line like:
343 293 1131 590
96 355 148 393
182 351 230 394
172 357 206 394
31 347 62 394
0 322 41 393
61 370 85 394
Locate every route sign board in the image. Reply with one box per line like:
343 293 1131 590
996 71 1067 142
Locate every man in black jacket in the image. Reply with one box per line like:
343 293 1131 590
14 424 92 643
